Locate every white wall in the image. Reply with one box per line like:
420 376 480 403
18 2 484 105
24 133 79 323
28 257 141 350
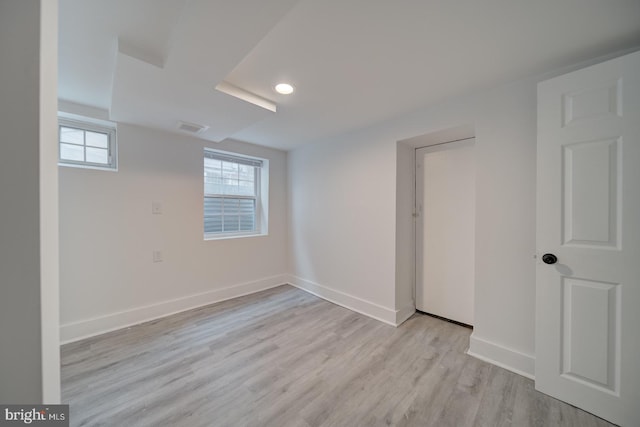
287 136 399 323
289 78 539 375
0 0 60 403
59 124 288 342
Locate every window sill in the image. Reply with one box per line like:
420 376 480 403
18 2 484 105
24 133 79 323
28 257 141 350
204 232 268 241
58 162 118 172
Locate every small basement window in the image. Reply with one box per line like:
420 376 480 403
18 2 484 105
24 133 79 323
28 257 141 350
58 118 117 170
204 149 268 239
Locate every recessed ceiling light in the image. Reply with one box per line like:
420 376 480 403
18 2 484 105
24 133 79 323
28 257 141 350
274 83 294 95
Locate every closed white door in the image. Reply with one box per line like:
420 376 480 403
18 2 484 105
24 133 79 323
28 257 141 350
415 138 475 325
536 51 640 426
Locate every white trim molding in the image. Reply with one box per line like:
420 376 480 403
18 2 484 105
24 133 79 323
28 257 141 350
60 274 288 344
395 304 416 326
467 333 535 380
286 275 400 326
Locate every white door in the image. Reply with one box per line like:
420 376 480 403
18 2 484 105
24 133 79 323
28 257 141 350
415 139 475 325
536 51 640 426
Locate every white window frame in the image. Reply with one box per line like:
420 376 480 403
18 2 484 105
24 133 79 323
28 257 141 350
58 117 117 171
204 149 267 240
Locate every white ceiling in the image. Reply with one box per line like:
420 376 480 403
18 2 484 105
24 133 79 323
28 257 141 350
59 0 640 150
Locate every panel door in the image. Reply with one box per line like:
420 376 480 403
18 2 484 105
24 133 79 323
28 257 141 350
536 51 640 426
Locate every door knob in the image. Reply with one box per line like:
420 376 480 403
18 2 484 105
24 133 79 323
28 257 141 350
542 253 558 265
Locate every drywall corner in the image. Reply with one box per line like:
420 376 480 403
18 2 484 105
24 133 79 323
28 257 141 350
395 141 415 315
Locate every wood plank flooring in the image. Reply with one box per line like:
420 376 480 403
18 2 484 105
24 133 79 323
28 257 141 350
61 285 615 427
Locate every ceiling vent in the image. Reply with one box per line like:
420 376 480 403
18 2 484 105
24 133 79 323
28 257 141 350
177 121 209 134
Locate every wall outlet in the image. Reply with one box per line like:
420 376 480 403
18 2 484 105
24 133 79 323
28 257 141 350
152 201 162 214
153 251 163 263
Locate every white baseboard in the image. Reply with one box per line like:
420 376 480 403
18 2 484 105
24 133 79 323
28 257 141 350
467 333 535 380
286 275 401 326
62 274 536 384
60 274 288 344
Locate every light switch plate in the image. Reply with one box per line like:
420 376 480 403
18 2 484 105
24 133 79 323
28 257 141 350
153 251 163 262
152 201 162 214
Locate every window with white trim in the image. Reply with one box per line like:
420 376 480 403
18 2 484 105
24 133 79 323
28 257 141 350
58 118 117 170
204 150 265 238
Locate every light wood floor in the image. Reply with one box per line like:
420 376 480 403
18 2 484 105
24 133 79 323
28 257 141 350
61 285 615 427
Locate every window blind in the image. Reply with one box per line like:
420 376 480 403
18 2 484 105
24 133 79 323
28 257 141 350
204 150 263 168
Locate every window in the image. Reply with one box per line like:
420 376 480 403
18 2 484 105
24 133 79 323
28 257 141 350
58 118 117 170
204 150 265 238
